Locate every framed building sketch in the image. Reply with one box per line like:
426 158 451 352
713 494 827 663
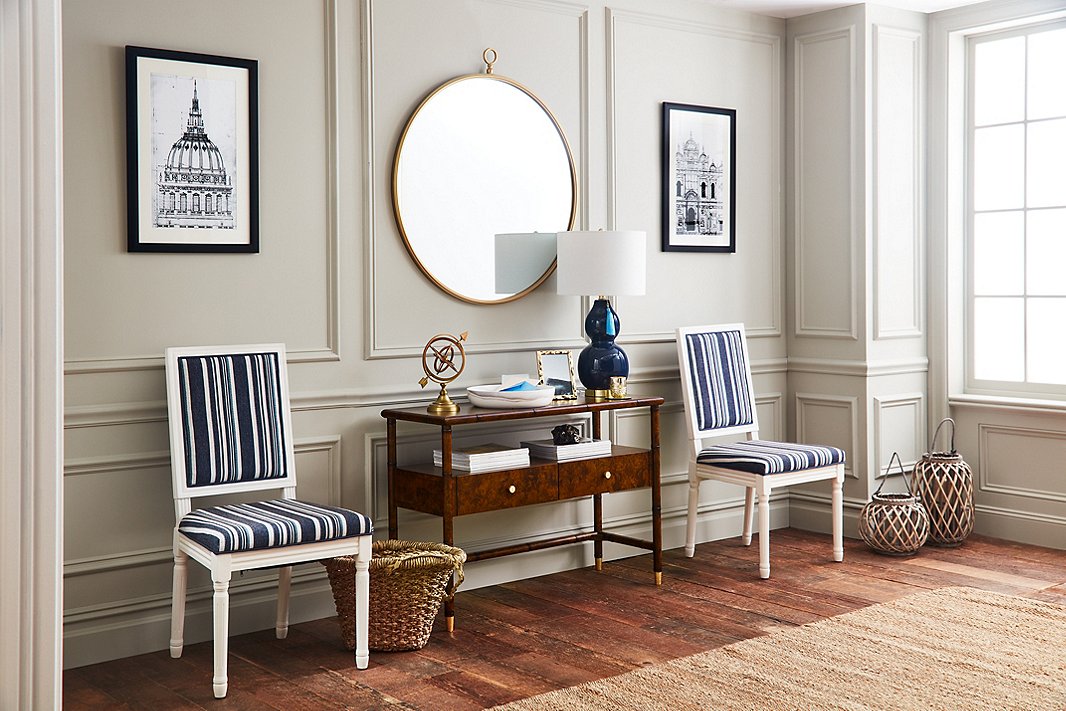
661 102 736 253
125 45 259 253
536 350 577 401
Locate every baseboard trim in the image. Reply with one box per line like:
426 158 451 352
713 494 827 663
973 503 1066 550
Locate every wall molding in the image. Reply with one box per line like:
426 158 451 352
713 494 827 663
977 423 1066 504
607 7 783 340
872 24 924 341
65 1 343 376
793 25 859 340
361 0 592 360
796 392 859 478
62 358 788 430
873 392 925 477
787 356 929 377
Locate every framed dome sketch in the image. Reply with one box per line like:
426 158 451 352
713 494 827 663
661 102 736 253
125 46 259 253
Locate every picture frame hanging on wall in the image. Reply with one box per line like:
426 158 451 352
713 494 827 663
661 102 736 253
125 45 259 253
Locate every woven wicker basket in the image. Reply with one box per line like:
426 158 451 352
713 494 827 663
858 453 929 556
913 418 974 547
322 540 465 652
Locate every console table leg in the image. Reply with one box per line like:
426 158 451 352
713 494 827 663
387 418 398 539
441 424 457 631
651 404 663 585
593 492 603 571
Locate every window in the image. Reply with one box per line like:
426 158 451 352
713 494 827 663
967 20 1066 396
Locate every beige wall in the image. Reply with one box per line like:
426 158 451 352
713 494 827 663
62 0 787 667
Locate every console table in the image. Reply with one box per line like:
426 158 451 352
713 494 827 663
381 395 664 629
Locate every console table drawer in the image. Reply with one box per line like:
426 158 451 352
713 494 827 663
456 466 559 515
559 450 650 499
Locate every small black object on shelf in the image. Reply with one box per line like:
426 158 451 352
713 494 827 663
551 424 581 445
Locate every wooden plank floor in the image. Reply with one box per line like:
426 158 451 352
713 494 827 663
64 529 1066 710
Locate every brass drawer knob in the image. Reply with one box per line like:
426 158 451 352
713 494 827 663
604 471 612 480
508 484 517 494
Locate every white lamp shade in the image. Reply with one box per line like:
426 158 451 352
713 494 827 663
556 230 647 296
494 232 558 294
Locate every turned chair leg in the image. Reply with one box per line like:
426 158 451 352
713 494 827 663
832 468 844 562
170 548 188 658
742 487 755 546
758 490 771 579
276 566 292 639
354 537 371 670
211 570 232 698
684 477 700 557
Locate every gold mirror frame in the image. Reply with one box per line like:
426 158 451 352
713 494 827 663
391 50 578 305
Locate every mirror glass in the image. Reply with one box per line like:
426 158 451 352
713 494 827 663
393 75 577 304
537 349 577 400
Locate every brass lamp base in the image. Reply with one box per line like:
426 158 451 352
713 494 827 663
585 388 610 402
427 386 460 415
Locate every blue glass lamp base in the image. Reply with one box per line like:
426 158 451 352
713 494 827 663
577 298 629 397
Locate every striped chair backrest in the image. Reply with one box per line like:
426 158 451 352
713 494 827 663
175 351 289 488
682 328 755 432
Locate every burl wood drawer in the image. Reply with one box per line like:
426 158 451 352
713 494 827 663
558 449 650 499
456 465 559 515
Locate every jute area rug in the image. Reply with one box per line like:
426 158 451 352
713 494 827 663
493 587 1066 710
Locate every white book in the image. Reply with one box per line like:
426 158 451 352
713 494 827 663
433 443 529 471
520 438 612 461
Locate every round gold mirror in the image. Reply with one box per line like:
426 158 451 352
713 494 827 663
392 52 578 304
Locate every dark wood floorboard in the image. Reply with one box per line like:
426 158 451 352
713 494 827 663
64 530 1066 710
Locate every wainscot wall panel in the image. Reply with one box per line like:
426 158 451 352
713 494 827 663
872 25 923 341
365 0 590 359
792 25 857 342
607 5 784 342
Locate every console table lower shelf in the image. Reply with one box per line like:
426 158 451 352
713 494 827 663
382 396 664 630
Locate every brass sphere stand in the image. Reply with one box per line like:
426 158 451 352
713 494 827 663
418 331 468 415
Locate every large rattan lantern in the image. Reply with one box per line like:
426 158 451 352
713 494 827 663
913 418 974 546
859 453 929 556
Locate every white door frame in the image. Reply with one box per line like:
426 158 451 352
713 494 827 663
1 0 64 708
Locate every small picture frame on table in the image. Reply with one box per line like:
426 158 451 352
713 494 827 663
125 45 259 253
661 101 736 253
536 350 577 401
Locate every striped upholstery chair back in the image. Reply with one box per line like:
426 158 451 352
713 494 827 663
167 345 295 495
677 324 759 440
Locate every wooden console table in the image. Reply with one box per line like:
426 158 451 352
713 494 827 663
381 395 664 629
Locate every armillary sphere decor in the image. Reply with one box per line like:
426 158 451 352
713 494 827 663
418 331 468 415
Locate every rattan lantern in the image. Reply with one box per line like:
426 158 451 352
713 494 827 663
859 453 929 556
913 418 974 547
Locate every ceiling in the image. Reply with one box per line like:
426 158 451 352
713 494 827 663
704 0 989 19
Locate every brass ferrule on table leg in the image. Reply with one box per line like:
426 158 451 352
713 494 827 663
446 615 455 633
595 558 603 572
655 571 662 586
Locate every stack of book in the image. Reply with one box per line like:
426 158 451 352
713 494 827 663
520 438 612 462
432 443 530 473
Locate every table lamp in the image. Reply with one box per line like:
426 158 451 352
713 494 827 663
556 230 647 400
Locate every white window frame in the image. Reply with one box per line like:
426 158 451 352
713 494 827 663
964 18 1066 400
930 2 1066 421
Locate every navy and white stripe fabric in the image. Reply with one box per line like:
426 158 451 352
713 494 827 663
697 440 846 475
177 352 288 488
178 499 373 554
685 330 754 431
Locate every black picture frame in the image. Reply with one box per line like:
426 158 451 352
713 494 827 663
661 102 736 253
126 45 259 253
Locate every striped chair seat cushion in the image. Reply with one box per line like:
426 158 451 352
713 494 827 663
179 499 373 554
697 440 846 475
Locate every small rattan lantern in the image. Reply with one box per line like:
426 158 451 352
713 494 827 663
859 453 929 556
913 418 974 547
